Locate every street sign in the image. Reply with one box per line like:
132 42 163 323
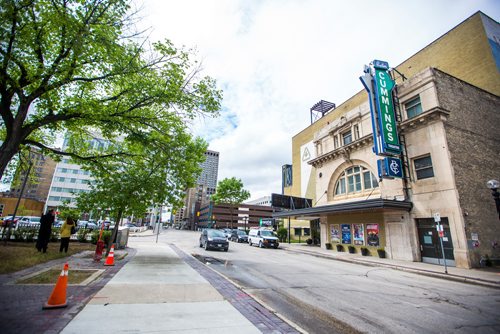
433 213 441 222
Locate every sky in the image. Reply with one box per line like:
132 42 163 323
136 0 499 201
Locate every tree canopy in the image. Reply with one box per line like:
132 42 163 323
212 177 250 229
212 177 251 206
0 0 222 178
75 121 208 221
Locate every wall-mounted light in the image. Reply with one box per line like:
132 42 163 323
486 179 500 220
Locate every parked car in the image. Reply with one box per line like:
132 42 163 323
0 216 19 227
18 216 41 227
199 228 229 251
230 229 248 243
97 220 115 230
53 220 64 228
124 223 141 232
77 221 98 229
248 228 279 249
222 228 233 239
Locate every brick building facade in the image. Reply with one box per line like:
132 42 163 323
276 11 500 268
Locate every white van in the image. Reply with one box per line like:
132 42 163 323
248 228 279 249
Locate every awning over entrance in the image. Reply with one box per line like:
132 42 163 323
272 198 413 219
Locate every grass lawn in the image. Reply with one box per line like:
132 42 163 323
0 241 95 274
17 268 96 284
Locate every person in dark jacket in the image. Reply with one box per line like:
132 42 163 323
36 209 55 253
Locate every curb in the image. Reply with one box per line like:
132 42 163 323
283 247 500 289
200 254 308 334
173 246 307 334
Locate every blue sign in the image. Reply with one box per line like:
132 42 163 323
341 224 351 244
378 157 403 179
373 59 389 70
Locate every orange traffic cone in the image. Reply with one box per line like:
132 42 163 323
104 245 115 266
43 263 69 309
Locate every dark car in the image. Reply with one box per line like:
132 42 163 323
230 229 248 243
199 229 229 251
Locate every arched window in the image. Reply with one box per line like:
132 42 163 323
334 166 379 196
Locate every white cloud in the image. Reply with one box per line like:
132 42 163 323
138 0 500 200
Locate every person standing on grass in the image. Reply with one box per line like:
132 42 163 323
60 217 75 253
36 209 55 253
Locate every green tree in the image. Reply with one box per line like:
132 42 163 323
211 177 250 229
75 121 207 250
0 0 222 178
277 227 288 242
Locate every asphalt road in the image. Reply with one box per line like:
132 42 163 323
163 229 500 334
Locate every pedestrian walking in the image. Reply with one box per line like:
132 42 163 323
60 217 75 253
36 209 55 253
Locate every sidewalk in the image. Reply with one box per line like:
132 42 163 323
279 243 500 289
60 237 298 334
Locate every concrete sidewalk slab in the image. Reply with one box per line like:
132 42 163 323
61 301 261 334
61 240 262 333
88 283 224 304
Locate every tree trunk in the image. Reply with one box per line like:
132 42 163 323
0 140 21 179
106 208 123 256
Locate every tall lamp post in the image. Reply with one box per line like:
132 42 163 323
486 179 500 220
242 216 248 232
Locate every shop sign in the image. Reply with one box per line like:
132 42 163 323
359 60 401 156
260 219 273 227
373 67 400 154
366 224 380 247
341 224 351 244
353 224 365 245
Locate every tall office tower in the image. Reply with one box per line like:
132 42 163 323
197 150 219 196
182 150 219 229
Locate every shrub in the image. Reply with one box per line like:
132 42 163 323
102 231 112 245
90 231 99 244
25 229 36 243
13 228 25 241
277 227 288 242
77 229 88 242
50 228 60 242
91 230 112 245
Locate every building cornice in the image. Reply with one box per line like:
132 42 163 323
399 107 450 133
309 134 373 168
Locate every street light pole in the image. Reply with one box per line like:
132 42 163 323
243 216 248 232
486 179 500 220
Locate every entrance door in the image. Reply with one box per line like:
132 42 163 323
417 218 455 266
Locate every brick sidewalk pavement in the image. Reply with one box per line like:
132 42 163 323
0 248 135 334
170 244 300 334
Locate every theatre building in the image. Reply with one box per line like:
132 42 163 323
275 11 500 268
